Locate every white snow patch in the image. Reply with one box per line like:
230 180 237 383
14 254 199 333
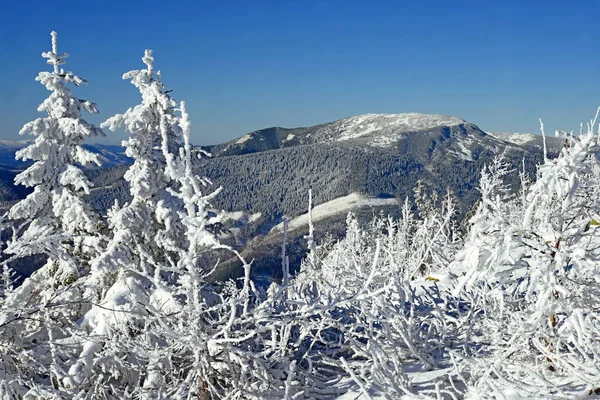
337 367 455 399
235 134 252 145
332 113 465 146
218 211 262 224
487 132 538 145
283 134 295 142
452 140 473 161
220 211 246 222
272 193 398 233
249 212 262 223
0 139 32 148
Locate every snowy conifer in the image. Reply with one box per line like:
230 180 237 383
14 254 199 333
5 31 104 278
63 49 190 392
0 31 104 395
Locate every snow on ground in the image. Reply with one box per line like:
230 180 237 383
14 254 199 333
336 367 455 400
451 139 474 161
219 210 262 223
272 193 398 233
248 211 262 223
235 133 253 144
487 131 537 145
219 210 246 222
333 113 465 145
283 133 295 142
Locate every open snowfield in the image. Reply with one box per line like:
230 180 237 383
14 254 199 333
272 192 398 233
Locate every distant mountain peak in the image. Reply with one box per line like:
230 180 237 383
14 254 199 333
325 113 468 145
486 131 539 146
0 139 33 148
213 112 475 156
335 112 466 131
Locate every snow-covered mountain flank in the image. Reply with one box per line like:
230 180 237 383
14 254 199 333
220 113 467 151
0 141 131 168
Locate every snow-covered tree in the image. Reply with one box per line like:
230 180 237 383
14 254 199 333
5 31 104 272
0 31 104 395
82 49 186 299
284 194 468 398
63 51 285 399
61 48 190 392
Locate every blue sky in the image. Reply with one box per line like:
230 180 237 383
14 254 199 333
1 0 599 145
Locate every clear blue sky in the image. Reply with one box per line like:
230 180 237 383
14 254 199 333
1 0 599 145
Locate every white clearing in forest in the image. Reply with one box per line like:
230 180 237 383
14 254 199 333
220 211 246 222
283 134 295 142
272 193 398 233
453 139 473 161
236 134 252 144
249 212 262 223
218 211 262 224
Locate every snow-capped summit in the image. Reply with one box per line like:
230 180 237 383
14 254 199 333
316 113 468 146
331 113 466 139
210 112 478 156
208 112 568 161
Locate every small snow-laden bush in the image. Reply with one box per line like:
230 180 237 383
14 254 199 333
285 193 476 398
455 110 600 399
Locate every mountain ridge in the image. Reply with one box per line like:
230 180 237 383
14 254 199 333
207 113 476 156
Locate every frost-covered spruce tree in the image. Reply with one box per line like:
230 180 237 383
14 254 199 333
5 31 104 282
65 53 291 397
85 49 184 297
64 49 190 392
0 31 104 396
65 51 270 398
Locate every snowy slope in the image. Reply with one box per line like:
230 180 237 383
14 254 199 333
316 113 465 146
487 131 539 145
271 193 398 233
486 131 566 152
0 139 32 148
